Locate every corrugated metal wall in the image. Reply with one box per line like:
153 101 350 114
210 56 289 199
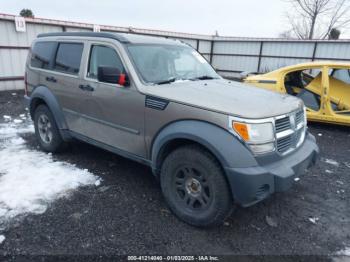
1 13 350 91
213 40 350 79
0 18 64 90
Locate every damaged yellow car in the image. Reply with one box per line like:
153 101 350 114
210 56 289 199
244 62 350 126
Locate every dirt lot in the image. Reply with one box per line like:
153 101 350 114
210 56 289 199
0 90 349 261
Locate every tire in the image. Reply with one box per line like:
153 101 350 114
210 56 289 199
160 144 233 227
34 104 66 153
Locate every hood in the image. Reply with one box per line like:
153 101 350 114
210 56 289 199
144 79 303 119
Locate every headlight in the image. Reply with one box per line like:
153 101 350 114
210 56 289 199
229 117 275 155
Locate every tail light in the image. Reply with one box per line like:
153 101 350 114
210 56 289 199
24 72 28 96
24 46 32 96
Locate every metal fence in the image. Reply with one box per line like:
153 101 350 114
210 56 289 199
1 13 350 91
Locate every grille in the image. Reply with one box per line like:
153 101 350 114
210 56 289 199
275 109 306 154
275 116 291 132
277 135 292 153
296 110 304 125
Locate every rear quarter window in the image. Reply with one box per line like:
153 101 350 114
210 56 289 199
30 42 56 69
54 43 84 75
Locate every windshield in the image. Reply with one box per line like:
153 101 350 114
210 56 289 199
127 44 220 85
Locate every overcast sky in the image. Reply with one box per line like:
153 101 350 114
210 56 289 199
1 0 349 38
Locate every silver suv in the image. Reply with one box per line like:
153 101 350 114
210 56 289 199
24 32 319 227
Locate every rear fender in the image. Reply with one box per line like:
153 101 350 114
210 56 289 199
29 86 71 141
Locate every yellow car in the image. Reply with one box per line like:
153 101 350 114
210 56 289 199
244 62 350 126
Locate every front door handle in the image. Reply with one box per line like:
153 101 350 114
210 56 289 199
46 76 57 83
79 84 94 92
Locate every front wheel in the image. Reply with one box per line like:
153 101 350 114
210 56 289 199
160 145 233 227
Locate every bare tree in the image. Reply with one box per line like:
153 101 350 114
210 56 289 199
283 0 350 39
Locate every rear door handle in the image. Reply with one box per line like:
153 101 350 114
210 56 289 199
46 76 57 83
79 84 94 92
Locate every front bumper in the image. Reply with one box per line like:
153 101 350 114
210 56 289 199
225 133 319 207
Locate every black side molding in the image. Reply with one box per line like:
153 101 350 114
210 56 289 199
145 96 169 110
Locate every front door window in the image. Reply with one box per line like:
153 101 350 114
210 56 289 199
87 45 125 81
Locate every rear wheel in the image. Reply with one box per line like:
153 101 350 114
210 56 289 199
160 145 233 227
34 104 66 152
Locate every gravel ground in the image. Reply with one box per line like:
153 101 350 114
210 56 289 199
0 90 349 261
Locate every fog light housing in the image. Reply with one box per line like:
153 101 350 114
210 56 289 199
248 142 275 155
256 184 270 200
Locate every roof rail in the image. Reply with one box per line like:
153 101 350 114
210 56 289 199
37 32 130 43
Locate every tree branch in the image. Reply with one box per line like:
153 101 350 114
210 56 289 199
283 0 350 39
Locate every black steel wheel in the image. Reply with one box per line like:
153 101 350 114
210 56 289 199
174 165 213 211
160 144 233 227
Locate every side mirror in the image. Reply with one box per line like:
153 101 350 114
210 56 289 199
97 66 129 86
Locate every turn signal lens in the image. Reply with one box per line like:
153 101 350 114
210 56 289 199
233 122 249 141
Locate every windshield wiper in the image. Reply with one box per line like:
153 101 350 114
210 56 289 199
190 75 218 81
154 77 176 85
154 75 217 85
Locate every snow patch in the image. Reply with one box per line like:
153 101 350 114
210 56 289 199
3 115 11 120
0 235 5 244
324 159 340 167
325 169 334 174
94 179 101 187
308 217 319 224
265 216 278 227
13 119 23 124
0 122 34 138
0 119 99 224
336 247 350 256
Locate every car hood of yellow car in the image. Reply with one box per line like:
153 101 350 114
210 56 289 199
145 79 303 119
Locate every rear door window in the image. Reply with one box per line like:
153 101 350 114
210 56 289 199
30 42 56 69
53 43 84 75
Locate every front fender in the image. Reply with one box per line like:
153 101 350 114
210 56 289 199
151 120 258 173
